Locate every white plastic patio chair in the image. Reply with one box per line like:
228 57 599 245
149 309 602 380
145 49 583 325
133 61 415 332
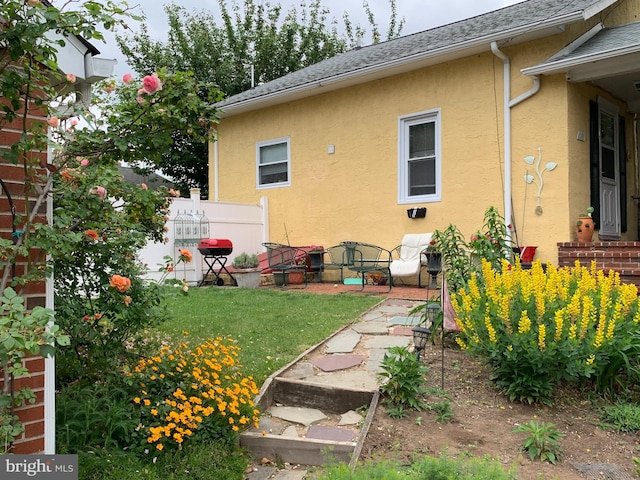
390 233 433 287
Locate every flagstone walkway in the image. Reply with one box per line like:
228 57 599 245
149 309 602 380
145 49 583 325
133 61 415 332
246 297 428 479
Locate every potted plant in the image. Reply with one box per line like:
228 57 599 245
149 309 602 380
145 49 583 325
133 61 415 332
576 206 595 242
231 253 261 288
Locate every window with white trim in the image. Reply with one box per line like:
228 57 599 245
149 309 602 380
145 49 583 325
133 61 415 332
398 110 441 204
257 138 290 188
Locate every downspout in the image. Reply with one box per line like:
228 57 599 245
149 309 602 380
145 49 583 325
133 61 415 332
491 41 541 244
211 136 220 202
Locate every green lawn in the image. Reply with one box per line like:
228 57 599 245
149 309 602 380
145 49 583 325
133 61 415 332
159 287 381 385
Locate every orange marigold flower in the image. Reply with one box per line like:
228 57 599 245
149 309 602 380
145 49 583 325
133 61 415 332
83 229 99 241
110 274 131 293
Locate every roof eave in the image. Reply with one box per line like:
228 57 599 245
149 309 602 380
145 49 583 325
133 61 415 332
522 45 640 77
219 11 585 117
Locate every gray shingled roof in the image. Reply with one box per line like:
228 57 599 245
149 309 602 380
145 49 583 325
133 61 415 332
542 21 640 65
217 0 611 111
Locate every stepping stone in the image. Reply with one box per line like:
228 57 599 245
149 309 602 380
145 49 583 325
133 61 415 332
352 321 388 334
388 315 422 326
286 362 315 379
273 471 307 480
281 425 299 438
325 329 361 353
365 349 388 373
310 354 363 372
270 406 327 426
306 425 356 442
311 370 379 391
247 465 277 480
246 416 287 435
361 310 386 322
364 335 411 349
392 326 415 336
385 298 418 307
339 410 363 425
375 305 410 316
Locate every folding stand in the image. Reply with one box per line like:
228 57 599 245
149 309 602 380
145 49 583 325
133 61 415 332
199 254 235 287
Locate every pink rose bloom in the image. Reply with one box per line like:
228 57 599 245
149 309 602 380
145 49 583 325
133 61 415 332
140 183 148 190
66 73 76 83
89 186 107 201
80 159 89 167
141 73 162 94
136 96 145 105
122 73 133 84
69 118 79 126
47 117 59 127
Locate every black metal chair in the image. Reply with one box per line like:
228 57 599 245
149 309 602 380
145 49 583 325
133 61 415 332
263 242 309 288
340 241 393 292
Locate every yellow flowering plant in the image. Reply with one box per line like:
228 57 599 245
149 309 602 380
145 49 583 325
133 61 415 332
452 259 640 404
131 335 260 453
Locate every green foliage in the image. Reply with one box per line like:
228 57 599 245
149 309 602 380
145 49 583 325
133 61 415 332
453 260 640 404
513 420 564 464
231 252 259 269
378 346 429 417
77 441 248 480
431 206 515 294
318 453 515 480
118 0 404 194
0 287 68 451
600 402 640 433
56 379 140 453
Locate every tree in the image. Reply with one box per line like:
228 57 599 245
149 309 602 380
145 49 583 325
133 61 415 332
0 0 223 447
118 0 404 197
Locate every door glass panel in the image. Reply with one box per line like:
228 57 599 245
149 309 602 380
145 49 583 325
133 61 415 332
600 113 614 148
601 148 615 179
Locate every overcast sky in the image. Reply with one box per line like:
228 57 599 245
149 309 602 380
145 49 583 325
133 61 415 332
97 0 525 77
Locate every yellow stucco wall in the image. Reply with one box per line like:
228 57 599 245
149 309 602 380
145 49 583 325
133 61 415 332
212 2 638 267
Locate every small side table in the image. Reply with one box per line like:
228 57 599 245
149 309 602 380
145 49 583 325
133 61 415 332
308 251 324 282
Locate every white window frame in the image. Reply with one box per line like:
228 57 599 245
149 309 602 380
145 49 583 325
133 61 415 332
397 109 441 204
256 137 291 189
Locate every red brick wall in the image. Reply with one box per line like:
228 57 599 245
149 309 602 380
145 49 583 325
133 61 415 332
0 103 49 453
557 241 640 288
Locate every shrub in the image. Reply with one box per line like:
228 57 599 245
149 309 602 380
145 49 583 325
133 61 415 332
378 346 429 418
318 453 515 479
56 379 139 453
452 259 640 404
130 336 260 453
431 206 516 293
513 420 564 464
600 402 640 433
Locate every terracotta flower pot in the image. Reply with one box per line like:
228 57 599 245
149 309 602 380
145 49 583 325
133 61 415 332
576 216 595 242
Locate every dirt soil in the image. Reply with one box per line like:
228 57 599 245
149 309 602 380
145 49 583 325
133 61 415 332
359 342 640 480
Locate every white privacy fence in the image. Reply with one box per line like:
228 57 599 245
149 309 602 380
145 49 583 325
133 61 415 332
138 190 268 284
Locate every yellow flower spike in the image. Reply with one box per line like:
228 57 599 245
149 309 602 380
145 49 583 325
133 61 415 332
538 323 546 351
554 309 565 342
484 316 497 343
518 310 531 334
